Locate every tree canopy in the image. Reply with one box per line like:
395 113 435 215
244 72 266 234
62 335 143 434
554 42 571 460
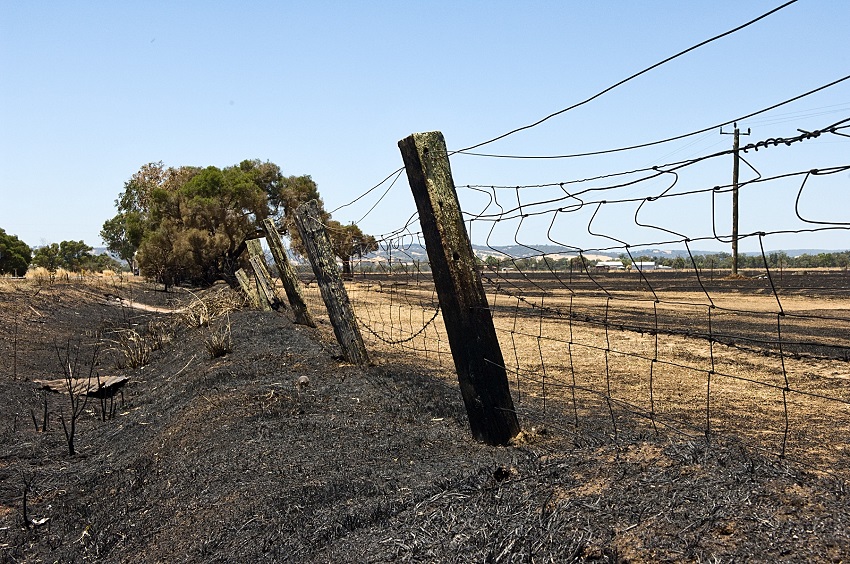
102 160 376 287
326 221 378 278
0 228 32 275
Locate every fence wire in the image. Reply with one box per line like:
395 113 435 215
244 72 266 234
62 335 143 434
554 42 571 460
306 117 850 478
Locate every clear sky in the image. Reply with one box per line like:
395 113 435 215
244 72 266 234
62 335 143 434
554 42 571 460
1 1 848 254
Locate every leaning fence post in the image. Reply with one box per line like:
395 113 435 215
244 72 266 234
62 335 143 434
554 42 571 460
399 131 520 445
235 268 261 308
245 239 276 310
249 255 279 310
261 218 316 327
295 200 369 365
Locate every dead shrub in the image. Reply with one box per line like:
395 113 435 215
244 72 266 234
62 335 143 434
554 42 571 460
182 285 245 329
204 315 233 359
146 320 171 352
111 329 152 369
182 298 210 328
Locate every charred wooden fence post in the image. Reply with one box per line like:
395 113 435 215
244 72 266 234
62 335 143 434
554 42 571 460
261 218 316 327
399 131 520 446
249 256 278 310
295 200 369 365
235 268 262 308
246 238 280 310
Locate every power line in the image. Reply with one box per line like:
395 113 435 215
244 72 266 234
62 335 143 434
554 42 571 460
457 117 848 198
328 166 405 216
453 74 850 159
453 0 800 155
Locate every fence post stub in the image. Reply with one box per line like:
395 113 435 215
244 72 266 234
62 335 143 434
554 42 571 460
295 199 369 365
399 131 520 445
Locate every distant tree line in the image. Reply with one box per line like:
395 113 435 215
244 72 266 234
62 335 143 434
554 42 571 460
31 241 122 273
0 229 123 277
475 251 850 272
638 251 850 270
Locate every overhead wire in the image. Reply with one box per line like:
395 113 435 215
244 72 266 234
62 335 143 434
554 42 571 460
452 74 850 159
452 0 800 155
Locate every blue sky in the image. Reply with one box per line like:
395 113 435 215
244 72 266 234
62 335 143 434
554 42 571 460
1 1 848 253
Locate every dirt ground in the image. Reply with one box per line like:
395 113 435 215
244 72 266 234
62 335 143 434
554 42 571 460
1 275 850 562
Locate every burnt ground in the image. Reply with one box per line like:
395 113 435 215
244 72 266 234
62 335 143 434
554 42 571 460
1 278 849 562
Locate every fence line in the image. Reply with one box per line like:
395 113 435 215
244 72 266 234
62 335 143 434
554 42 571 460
281 111 850 475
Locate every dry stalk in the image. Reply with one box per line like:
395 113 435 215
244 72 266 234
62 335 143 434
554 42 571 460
55 339 100 456
146 319 171 351
182 286 245 328
204 314 233 359
110 329 152 369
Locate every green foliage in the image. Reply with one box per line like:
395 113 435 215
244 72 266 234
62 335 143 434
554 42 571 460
31 243 61 272
135 164 270 286
100 212 145 268
58 240 93 271
267 174 326 253
105 160 377 288
30 240 118 273
484 256 502 269
79 252 125 272
570 255 589 270
101 162 201 271
327 221 378 277
0 228 32 275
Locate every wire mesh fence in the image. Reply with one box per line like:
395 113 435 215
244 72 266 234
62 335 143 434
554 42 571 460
288 113 850 477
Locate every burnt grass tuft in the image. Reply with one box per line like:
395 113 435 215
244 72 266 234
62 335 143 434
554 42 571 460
0 279 848 562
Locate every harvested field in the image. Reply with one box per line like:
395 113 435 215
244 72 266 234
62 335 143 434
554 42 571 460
1 272 849 562
340 269 850 475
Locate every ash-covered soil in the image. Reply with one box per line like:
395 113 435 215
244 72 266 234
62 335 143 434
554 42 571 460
1 279 848 562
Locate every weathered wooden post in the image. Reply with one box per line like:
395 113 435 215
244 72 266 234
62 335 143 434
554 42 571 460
235 268 262 308
261 218 316 327
399 131 520 445
295 200 369 365
244 239 276 310
249 256 278 309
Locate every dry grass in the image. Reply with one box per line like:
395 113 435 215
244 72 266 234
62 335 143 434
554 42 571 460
204 315 233 358
109 328 152 369
181 284 246 328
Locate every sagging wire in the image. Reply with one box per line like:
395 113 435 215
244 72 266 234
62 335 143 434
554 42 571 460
329 166 405 215
452 0 801 155
794 167 850 226
355 167 406 224
459 117 848 207
454 77 850 159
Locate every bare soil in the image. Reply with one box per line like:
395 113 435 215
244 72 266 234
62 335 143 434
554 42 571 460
1 276 849 562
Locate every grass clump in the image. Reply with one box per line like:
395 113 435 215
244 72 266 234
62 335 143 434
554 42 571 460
204 315 233 359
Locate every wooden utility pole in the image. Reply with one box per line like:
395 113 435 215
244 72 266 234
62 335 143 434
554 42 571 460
399 131 520 446
295 199 369 365
261 218 316 327
721 122 750 275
